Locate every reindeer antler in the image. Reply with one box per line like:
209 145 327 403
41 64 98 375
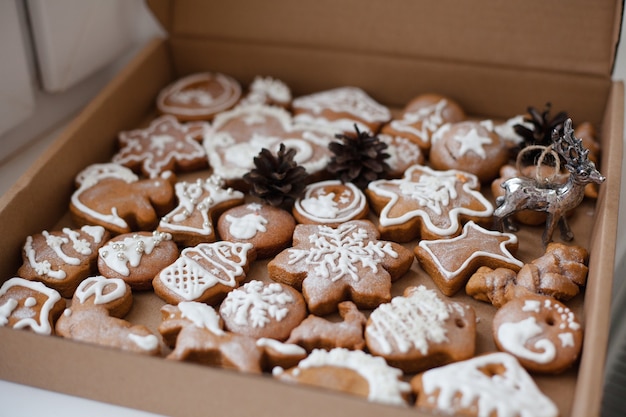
553 118 588 172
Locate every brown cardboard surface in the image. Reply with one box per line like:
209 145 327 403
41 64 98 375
0 1 624 414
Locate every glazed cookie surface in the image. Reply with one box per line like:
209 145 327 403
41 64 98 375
378 133 425 178
156 72 241 121
292 180 369 226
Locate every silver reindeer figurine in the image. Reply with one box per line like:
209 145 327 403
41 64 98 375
494 118 605 246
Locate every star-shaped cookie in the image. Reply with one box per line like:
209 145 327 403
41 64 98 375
366 164 494 242
414 221 524 296
267 220 413 315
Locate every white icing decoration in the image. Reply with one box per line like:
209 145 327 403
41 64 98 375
450 126 493 159
399 174 458 216
24 297 37 308
378 134 422 171
0 277 62 335
225 212 268 239
157 242 252 301
292 87 390 123
256 338 306 356
497 317 556 364
295 180 366 223
287 223 398 282
558 332 575 347
178 301 225 335
98 232 171 277
494 115 531 145
421 352 558 417
389 99 448 143
24 235 65 279
81 225 105 243
220 280 294 328
128 333 159 351
522 299 541 313
0 298 18 326
75 276 127 305
366 285 465 355
295 348 410 406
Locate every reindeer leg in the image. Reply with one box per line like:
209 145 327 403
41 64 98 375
558 216 574 241
542 213 558 247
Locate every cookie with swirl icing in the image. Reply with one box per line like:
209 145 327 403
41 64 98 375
17 225 109 298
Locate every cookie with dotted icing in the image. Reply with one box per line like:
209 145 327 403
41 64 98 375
56 275 160 355
97 231 178 291
411 352 558 417
70 163 177 235
153 241 254 305
112 115 208 178
292 180 369 226
273 347 410 406
414 221 524 296
429 120 509 183
267 220 413 315
217 203 295 259
0 277 65 335
381 93 465 152
219 280 307 341
238 76 292 109
365 285 476 373
366 164 494 242
378 133 425 178
156 72 241 121
17 225 109 298
203 104 335 188
158 175 245 247
492 295 583 374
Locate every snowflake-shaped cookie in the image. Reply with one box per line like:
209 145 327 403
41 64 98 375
112 115 208 178
268 220 413 315
366 164 494 242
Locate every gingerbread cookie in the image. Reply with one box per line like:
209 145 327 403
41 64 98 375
378 133 425 178
366 164 494 242
414 221 524 296
292 180 369 226
217 203 295 259
365 285 476 373
156 72 241 121
268 220 413 315
493 295 583 374
56 276 160 355
70 163 176 235
203 104 335 187
286 301 367 352
381 93 465 151
238 76 292 108
411 352 558 417
112 115 208 178
97 231 178 291
274 348 410 406
17 225 109 298
153 241 254 305
292 86 391 134
158 175 245 247
430 120 509 183
219 280 307 341
0 277 65 335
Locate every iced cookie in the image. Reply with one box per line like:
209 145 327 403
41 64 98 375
238 76 292 108
203 104 335 187
156 72 241 121
153 241 254 305
158 175 245 247
366 164 494 242
365 285 476 373
414 221 524 296
286 301 367 352
56 276 160 355
378 133 425 178
274 348 410 406
493 295 583 374
219 280 307 341
268 220 413 315
410 352 558 417
0 277 65 335
292 180 369 226
292 86 391 134
70 163 176 235
217 202 295 259
381 93 465 152
430 120 509 183
112 115 208 178
97 231 178 291
17 225 109 298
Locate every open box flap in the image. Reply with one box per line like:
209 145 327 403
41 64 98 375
147 0 622 79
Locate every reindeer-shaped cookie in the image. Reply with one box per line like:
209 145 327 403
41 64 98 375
494 119 605 246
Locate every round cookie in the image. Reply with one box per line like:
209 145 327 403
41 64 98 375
378 133 425 178
292 180 369 226
430 120 509 183
97 231 178 291
156 72 242 121
492 294 583 374
219 280 307 341
217 202 295 259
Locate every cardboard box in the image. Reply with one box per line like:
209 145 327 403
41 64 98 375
0 0 623 416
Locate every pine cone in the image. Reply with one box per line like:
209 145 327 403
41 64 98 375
243 143 308 209
514 103 569 148
327 124 390 189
